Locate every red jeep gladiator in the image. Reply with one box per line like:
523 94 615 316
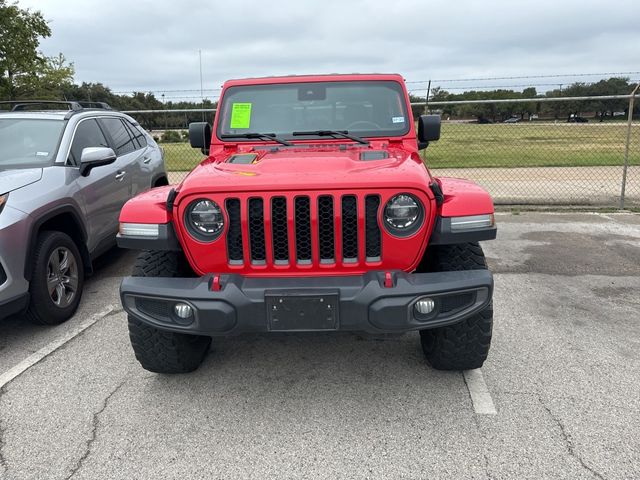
117 74 496 373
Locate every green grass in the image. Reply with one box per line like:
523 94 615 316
423 122 640 168
162 122 640 172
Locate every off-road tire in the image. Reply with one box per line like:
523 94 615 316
418 243 493 370
128 250 211 373
26 231 84 325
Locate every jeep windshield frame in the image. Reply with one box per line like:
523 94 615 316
215 80 411 143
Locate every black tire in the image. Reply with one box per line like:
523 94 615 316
26 231 84 325
128 250 211 373
417 243 493 370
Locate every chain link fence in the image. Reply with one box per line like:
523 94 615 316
124 93 640 208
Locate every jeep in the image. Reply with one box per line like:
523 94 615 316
117 74 496 373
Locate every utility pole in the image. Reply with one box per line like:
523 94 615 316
199 49 204 121
425 79 431 114
161 93 167 130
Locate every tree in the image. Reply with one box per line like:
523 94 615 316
0 0 52 99
16 53 74 99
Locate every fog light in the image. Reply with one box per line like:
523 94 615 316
174 303 193 319
415 298 435 315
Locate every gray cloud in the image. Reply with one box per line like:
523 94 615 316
18 0 640 99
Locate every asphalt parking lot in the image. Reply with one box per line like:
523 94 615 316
1 212 639 479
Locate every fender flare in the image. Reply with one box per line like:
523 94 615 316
23 204 91 280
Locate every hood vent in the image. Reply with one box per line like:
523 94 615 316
360 151 389 161
227 153 258 164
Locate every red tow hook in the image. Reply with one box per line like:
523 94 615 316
209 274 222 292
384 272 393 288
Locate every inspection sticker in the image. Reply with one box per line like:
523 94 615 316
392 116 405 123
36 151 49 156
230 103 252 129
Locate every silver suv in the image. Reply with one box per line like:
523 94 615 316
0 101 167 324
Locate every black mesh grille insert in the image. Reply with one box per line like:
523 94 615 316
295 197 312 263
136 298 171 321
318 196 335 262
365 195 381 259
341 195 358 261
440 292 475 313
225 199 243 263
271 197 289 262
248 198 266 263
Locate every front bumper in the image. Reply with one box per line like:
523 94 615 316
120 270 493 336
0 205 31 315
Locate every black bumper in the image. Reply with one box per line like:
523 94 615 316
121 270 493 336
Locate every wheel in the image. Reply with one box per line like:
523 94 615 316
26 231 84 325
417 243 493 370
128 250 211 373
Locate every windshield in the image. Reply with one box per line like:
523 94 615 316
217 81 410 140
0 118 65 169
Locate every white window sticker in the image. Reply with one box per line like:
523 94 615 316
36 151 49 156
392 117 405 124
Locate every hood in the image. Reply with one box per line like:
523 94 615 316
177 145 431 196
0 168 43 195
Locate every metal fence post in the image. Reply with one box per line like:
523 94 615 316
620 84 639 209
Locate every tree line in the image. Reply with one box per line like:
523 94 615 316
412 77 637 122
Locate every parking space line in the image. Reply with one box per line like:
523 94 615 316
0 306 116 389
463 369 497 415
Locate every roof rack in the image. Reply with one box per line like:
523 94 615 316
0 100 112 112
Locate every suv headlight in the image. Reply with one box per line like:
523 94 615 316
383 193 424 237
185 199 224 241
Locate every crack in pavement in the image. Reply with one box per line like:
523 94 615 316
468 412 494 480
537 393 606 480
64 379 127 480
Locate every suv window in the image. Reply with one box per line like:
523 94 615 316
0 118 65 169
100 117 136 155
69 119 109 165
125 121 147 149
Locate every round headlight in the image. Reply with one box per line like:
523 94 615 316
383 194 424 236
185 199 224 241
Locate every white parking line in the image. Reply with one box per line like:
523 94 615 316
463 369 497 415
0 306 116 389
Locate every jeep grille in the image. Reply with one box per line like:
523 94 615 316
224 193 382 268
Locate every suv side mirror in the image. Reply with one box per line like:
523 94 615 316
79 147 117 176
417 115 441 150
189 122 212 154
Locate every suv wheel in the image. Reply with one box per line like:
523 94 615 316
417 243 493 370
128 250 211 373
26 231 84 325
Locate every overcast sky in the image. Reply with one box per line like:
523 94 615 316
18 0 640 100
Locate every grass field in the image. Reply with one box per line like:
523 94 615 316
162 122 640 172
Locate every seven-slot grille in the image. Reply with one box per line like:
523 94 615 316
225 194 382 267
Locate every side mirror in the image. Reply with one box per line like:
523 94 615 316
79 147 117 176
417 115 441 150
189 122 212 154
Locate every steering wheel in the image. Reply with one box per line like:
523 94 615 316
345 120 382 130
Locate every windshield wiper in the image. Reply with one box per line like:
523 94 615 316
292 130 369 145
220 132 292 146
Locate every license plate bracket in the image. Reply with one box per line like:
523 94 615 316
266 291 339 331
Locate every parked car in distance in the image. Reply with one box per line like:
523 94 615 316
503 116 520 123
568 114 588 123
0 100 167 324
117 74 497 374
